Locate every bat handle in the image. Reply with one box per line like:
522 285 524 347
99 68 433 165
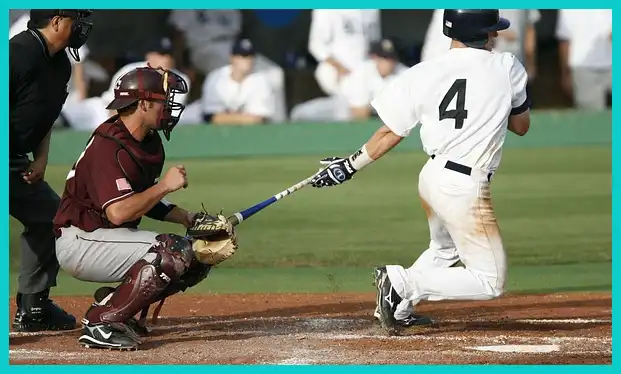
227 214 241 227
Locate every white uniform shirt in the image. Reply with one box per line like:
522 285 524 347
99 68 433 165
308 9 381 70
556 9 612 69
371 48 528 172
201 65 275 119
495 10 541 62
340 59 408 108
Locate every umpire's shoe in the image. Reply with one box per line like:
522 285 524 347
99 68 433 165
78 318 139 351
12 290 76 332
373 266 404 336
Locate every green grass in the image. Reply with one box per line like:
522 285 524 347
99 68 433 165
9 145 611 295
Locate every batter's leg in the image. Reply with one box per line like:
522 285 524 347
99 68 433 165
392 197 460 320
9 172 75 331
385 159 506 307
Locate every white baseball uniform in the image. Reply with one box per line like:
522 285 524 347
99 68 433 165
9 13 90 106
309 9 381 95
290 59 407 122
62 61 192 131
556 9 612 110
370 47 528 317
201 65 275 121
169 10 287 122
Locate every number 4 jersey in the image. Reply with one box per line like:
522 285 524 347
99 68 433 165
371 47 528 172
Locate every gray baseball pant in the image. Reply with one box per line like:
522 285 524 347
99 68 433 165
10 171 61 294
572 68 612 110
55 226 159 283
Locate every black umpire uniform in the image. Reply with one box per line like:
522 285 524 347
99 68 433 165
10 9 93 332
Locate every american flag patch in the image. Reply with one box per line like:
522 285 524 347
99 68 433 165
116 178 132 191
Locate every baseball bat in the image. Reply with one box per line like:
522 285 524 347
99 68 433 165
227 173 317 226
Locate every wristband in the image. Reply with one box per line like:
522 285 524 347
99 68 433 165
147 200 177 221
348 144 374 171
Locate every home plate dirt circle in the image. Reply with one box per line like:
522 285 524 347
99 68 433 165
9 292 611 364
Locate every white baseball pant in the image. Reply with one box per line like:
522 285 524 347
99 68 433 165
386 154 507 316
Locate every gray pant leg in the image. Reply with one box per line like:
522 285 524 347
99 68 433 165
572 68 612 110
9 172 61 294
55 226 159 283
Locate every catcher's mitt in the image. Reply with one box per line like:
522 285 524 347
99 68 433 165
186 211 238 265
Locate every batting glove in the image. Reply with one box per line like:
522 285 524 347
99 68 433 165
311 156 357 188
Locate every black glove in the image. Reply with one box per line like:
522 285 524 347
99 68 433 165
311 156 357 188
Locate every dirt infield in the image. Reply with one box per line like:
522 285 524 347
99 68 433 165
9 292 611 365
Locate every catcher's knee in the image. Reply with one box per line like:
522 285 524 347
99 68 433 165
85 234 195 325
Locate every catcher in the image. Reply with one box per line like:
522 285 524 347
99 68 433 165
52 65 237 350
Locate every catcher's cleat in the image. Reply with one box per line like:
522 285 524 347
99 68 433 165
373 266 402 336
78 320 139 351
373 306 435 327
12 291 76 332
93 287 150 337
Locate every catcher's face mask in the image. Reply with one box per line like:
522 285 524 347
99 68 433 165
156 67 189 141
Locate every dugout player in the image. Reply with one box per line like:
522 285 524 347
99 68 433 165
310 9 531 335
10 9 93 332
53 66 236 350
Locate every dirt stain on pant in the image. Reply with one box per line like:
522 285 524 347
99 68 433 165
472 184 500 237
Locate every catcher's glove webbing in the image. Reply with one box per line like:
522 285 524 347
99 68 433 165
186 210 238 265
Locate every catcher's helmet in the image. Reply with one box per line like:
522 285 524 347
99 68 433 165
106 65 189 141
443 9 510 47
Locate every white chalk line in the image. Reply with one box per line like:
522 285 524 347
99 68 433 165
8 316 611 338
9 316 612 363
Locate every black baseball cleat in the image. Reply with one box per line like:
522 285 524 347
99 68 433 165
373 266 403 336
12 290 76 332
78 320 139 351
93 286 150 337
373 306 435 327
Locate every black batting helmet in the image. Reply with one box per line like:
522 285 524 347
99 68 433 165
443 10 510 47
106 65 189 141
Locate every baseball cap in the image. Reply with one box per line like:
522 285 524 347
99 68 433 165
370 38 398 60
231 38 256 57
148 37 174 55
29 9 92 22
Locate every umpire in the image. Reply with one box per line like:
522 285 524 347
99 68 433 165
10 9 93 332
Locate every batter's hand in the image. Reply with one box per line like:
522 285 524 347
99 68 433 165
161 165 188 192
311 156 357 188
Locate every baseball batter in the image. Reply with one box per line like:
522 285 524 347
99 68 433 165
310 9 531 335
53 66 237 350
291 38 407 122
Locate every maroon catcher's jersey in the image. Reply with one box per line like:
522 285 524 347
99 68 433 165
53 117 165 233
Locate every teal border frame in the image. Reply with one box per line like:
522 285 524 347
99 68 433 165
4 3 616 371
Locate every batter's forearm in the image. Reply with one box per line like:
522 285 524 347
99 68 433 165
365 125 404 160
106 184 170 225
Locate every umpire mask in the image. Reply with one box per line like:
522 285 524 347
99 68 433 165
61 9 93 62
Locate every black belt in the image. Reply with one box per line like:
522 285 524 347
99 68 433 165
431 155 492 182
